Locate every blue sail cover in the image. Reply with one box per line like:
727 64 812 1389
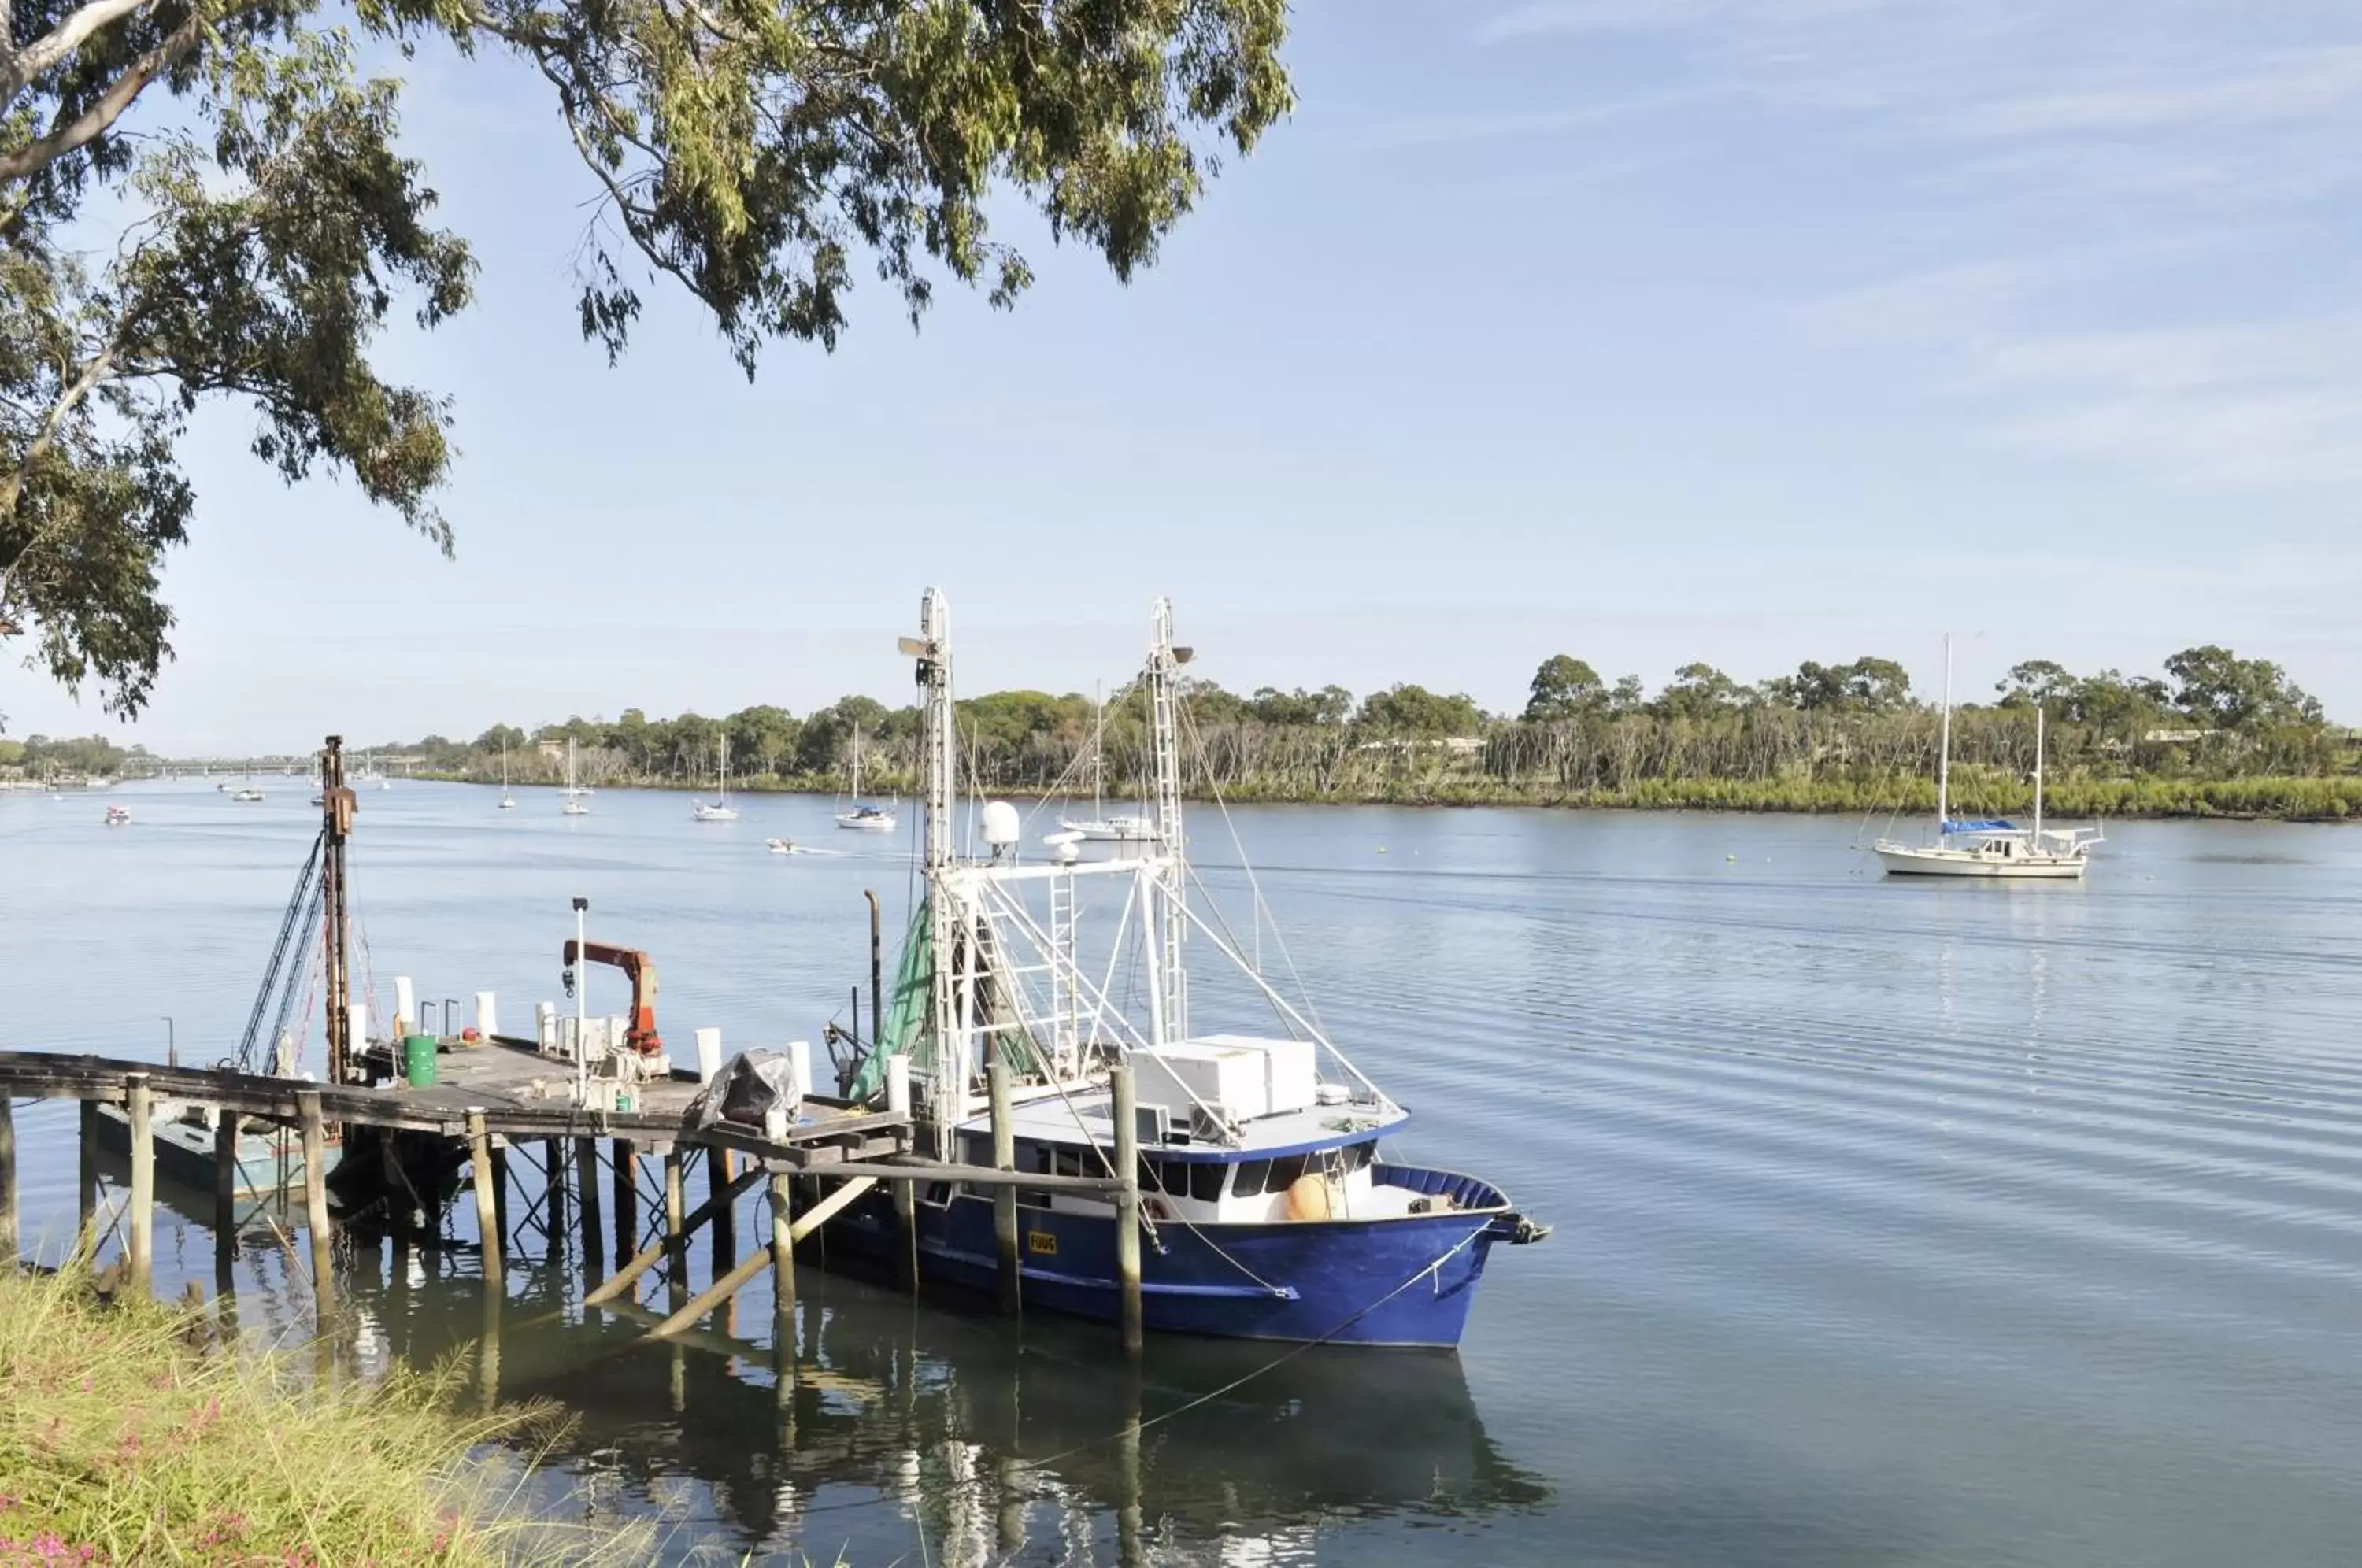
1942 819 2018 834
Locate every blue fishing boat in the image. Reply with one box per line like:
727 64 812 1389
824 591 1548 1348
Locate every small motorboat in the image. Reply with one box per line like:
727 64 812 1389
766 837 798 855
104 805 131 827
233 787 265 803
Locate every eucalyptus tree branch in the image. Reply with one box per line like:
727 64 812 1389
0 8 205 183
2 0 155 103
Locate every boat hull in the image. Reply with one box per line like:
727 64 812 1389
823 1166 1518 1348
92 1103 340 1198
1875 846 2087 879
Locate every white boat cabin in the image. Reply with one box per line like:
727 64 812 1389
950 1034 1421 1225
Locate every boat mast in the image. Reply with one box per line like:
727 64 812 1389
1936 632 1953 836
2034 704 2045 844
320 736 354 1085
1147 597 1190 1044
905 589 961 1147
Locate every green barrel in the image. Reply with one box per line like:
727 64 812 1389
402 1034 439 1088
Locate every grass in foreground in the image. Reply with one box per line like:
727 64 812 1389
0 1266 636 1565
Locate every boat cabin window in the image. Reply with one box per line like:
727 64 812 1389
1190 1160 1227 1203
1231 1159 1271 1196
1266 1155 1308 1194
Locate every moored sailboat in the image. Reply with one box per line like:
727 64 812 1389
692 734 740 821
1874 634 2102 878
821 590 1549 1347
835 723 896 831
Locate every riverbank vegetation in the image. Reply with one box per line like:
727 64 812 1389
0 1265 616 1564
371 642 2357 820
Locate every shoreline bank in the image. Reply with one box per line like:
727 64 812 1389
406 771 2362 823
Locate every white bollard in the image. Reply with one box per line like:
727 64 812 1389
885 1054 911 1117
694 1026 722 1083
393 976 416 1035
786 1039 813 1101
475 991 498 1041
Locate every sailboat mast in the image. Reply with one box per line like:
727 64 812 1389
2034 704 2045 844
1936 633 1953 834
907 588 959 1150
1148 597 1189 1044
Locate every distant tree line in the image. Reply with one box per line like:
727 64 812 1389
372 643 2356 817
0 733 135 778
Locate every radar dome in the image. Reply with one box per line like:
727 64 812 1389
979 801 1022 848
1053 838 1082 864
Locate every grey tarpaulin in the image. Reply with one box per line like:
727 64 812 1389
680 1051 802 1134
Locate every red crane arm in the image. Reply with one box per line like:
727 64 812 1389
562 939 663 1056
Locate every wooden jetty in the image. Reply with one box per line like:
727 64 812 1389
0 1035 1142 1344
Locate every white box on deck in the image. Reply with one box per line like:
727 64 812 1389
1132 1041 1269 1122
1194 1034 1318 1116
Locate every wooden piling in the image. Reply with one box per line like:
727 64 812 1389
765 1108 794 1337
642 1174 876 1342
298 1091 334 1318
542 1138 566 1243
489 1141 511 1253
612 1140 638 1274
989 1062 1020 1316
125 1073 154 1294
574 1137 603 1285
0 1095 16 1265
664 1147 687 1298
467 1109 502 1290
1110 1062 1143 1354
709 1148 737 1270
886 1056 917 1293
586 1166 763 1307
76 1100 98 1250
212 1105 239 1268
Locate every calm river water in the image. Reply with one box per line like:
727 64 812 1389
5 779 2361 1566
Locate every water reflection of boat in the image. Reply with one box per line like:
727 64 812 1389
349 1264 1549 1562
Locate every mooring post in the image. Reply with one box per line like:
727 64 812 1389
1110 1061 1143 1355
613 1139 639 1274
468 1109 502 1290
125 1073 154 1294
989 1061 1020 1316
543 1138 567 1244
298 1090 334 1319
489 1141 511 1255
886 1055 917 1293
76 1100 98 1252
212 1105 239 1269
764 1108 795 1343
575 1137 603 1286
0 1095 17 1266
709 1148 737 1272
663 1147 687 1304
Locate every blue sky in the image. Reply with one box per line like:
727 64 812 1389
6 0 2360 751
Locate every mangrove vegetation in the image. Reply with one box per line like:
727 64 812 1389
369 643 2362 820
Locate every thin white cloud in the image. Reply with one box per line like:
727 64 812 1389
1958 46 2362 138
1995 390 2362 490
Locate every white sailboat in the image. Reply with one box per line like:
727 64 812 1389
1874 635 2102 879
692 734 740 821
498 739 516 809
561 738 590 815
1060 681 1156 842
835 723 896 831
